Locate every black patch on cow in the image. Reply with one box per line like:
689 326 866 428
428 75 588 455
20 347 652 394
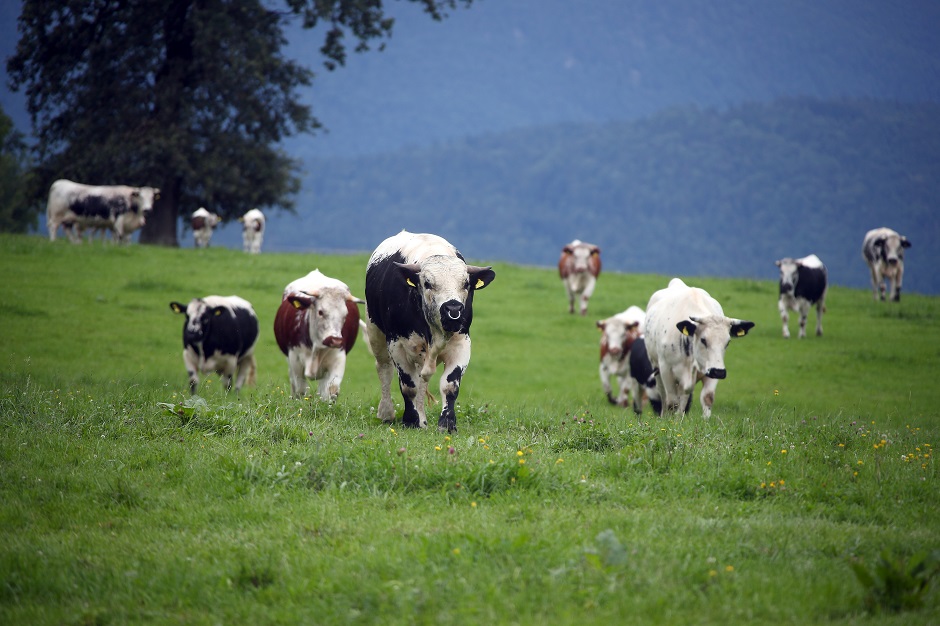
629 338 654 389
680 335 692 357
183 303 258 360
366 251 434 344
71 193 132 219
439 394 457 433
794 265 828 304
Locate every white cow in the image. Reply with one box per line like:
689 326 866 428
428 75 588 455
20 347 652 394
862 227 911 302
559 240 601 315
191 207 221 248
46 179 160 243
645 278 754 418
240 208 265 254
597 306 645 408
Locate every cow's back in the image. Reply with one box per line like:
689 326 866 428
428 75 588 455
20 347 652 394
204 297 259 358
795 263 828 303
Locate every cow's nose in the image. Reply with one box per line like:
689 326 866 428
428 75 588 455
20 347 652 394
322 336 344 349
887 258 899 265
781 284 793 294
441 301 464 321
706 368 727 380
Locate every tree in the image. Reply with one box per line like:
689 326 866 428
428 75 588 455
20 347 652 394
6 0 473 245
0 105 32 233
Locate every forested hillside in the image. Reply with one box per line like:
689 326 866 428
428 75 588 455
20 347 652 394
272 98 940 294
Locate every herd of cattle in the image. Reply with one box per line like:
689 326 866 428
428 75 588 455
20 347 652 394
45 180 913 431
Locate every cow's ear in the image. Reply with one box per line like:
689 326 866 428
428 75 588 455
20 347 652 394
394 262 422 288
730 319 755 337
676 320 697 336
169 302 186 314
774 259 782 267
562 246 573 255
590 247 601 255
596 320 606 330
468 266 495 290
288 292 316 310
901 237 912 248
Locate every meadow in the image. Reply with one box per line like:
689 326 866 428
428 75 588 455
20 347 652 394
0 232 938 625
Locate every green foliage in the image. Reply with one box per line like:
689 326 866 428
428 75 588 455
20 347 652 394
851 550 940 614
0 105 32 233
0 234 939 623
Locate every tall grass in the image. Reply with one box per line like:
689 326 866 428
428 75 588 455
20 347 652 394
1 234 938 624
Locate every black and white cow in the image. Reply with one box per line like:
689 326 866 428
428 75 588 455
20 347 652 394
628 336 662 416
169 296 259 395
46 179 160 243
364 231 496 433
775 254 828 339
862 227 911 302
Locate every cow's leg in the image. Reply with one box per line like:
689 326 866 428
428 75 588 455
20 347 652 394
182 350 200 395
316 351 346 402
396 365 423 428
699 377 719 419
797 300 810 339
438 337 472 433
600 362 615 404
368 327 397 422
287 350 309 398
891 267 903 302
566 285 575 314
620 376 637 410
658 368 682 414
233 354 255 392
815 300 824 337
869 266 885 301
580 280 596 316
778 298 791 339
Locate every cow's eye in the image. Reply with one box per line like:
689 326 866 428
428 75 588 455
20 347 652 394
701 338 708 347
424 280 432 290
463 280 470 290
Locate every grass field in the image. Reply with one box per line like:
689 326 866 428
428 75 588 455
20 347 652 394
1 233 938 624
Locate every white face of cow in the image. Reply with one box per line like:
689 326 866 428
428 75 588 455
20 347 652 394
677 315 755 379
876 234 910 267
597 318 639 356
170 299 217 344
287 288 351 349
396 256 495 334
133 187 160 219
566 245 595 273
776 258 799 295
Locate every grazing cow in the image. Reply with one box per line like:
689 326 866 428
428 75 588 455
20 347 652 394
169 296 259 395
628 337 662 415
775 254 828 339
240 208 265 254
273 270 364 401
862 227 911 301
46 179 160 243
645 278 754 418
364 230 496 432
559 240 601 315
191 207 221 248
597 306 644 407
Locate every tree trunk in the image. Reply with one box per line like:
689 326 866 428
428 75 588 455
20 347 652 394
139 177 180 246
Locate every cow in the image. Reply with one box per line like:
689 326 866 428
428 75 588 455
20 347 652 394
46 179 160 243
597 306 644 407
191 207 221 248
644 278 754 418
169 295 259 395
364 230 496 433
628 337 662 416
559 240 601 315
239 208 265 254
775 254 828 339
273 270 364 401
862 227 911 302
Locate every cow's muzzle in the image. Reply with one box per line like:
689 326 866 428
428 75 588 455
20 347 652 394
706 368 727 380
440 301 465 331
322 336 344 349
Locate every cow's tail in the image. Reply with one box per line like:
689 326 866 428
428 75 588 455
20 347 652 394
245 354 257 387
358 319 375 357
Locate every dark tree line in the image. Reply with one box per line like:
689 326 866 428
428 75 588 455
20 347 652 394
5 0 472 244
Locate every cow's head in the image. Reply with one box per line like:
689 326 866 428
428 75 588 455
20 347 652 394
396 256 495 333
170 298 226 344
287 288 364 349
563 242 601 275
597 317 641 357
875 233 911 266
775 258 799 295
676 315 755 380
132 187 160 223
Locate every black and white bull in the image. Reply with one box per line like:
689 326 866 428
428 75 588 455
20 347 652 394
364 231 495 433
775 254 828 338
170 295 259 395
862 227 911 302
46 179 160 243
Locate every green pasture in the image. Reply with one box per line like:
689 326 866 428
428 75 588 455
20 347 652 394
1 233 938 624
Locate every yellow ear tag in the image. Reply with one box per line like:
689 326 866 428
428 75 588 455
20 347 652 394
406 278 416 287
736 329 746 337
292 300 302 309
214 309 222 316
681 327 689 336
475 278 485 288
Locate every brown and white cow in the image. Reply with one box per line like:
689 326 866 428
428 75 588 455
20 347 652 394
364 231 495 433
862 227 911 302
239 208 265 254
597 306 644 407
191 207 221 248
559 239 601 315
645 278 754 418
273 270 364 401
47 179 160 243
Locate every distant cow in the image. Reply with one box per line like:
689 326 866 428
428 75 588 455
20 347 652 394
191 207 221 248
597 306 644 407
240 208 265 254
273 270 364 401
364 230 496 432
169 296 259 395
559 240 601 315
775 254 828 338
862 227 911 301
46 179 160 243
645 278 754 418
